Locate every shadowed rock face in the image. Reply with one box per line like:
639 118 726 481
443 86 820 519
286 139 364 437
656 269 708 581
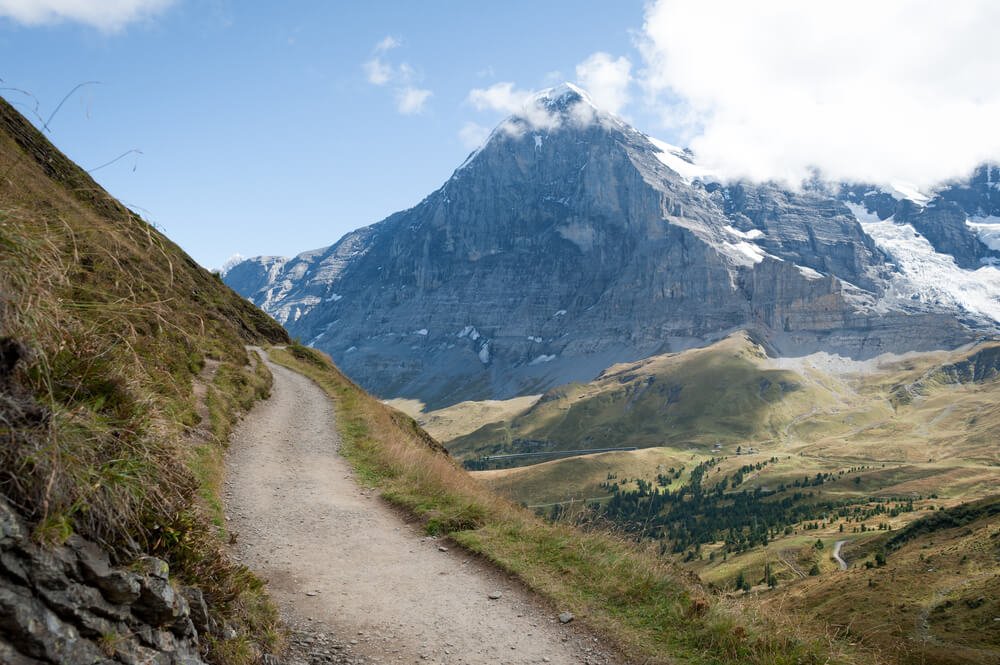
0 498 209 665
225 86 995 408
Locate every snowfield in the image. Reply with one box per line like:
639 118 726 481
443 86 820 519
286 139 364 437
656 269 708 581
648 137 715 183
966 216 1000 253
847 204 1000 323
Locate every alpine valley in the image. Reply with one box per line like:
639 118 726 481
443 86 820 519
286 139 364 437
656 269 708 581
225 85 1000 664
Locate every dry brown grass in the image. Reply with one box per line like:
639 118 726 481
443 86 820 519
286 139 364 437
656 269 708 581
0 96 287 663
272 343 871 665
388 393 542 442
765 497 1000 665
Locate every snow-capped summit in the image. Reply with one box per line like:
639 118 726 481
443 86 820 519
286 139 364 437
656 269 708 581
224 95 998 408
533 82 598 110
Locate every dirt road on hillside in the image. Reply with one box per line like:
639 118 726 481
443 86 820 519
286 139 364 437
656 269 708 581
832 540 848 571
225 354 617 665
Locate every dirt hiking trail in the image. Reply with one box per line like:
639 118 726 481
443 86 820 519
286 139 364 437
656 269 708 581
225 354 618 665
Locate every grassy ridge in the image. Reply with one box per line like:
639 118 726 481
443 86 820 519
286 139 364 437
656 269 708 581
0 97 288 663
447 333 837 460
271 343 866 665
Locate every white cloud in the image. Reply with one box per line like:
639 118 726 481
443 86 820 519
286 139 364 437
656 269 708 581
467 82 561 132
0 0 174 31
396 87 431 115
639 0 1000 188
575 52 632 115
363 57 393 86
363 36 433 115
467 82 531 115
374 35 399 52
458 121 490 149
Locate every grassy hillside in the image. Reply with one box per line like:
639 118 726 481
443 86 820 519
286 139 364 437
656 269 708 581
386 393 542 442
769 497 1000 665
453 335 1000 665
448 332 847 460
0 97 289 663
270 342 872 665
448 334 1000 468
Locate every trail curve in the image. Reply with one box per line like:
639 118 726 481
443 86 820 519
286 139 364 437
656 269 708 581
225 353 617 664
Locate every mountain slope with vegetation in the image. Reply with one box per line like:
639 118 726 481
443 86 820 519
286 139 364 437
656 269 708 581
769 496 1000 665
448 332 852 460
270 342 871 665
443 335 1000 664
0 97 289 663
447 334 1000 469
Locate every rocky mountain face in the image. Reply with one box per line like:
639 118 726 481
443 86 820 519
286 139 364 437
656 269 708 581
225 84 1000 408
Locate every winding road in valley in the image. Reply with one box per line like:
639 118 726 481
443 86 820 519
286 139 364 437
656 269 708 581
832 540 848 571
224 353 617 665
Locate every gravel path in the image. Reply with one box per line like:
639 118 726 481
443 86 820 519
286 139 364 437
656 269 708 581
225 354 617 665
832 540 848 571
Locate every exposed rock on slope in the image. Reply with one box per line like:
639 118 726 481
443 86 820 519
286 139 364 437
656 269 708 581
0 498 209 665
225 84 997 408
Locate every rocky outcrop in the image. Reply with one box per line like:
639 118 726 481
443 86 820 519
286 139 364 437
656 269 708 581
0 498 208 665
224 85 997 408
890 342 1000 406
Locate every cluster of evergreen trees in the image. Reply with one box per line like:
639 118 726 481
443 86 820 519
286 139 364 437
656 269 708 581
571 457 919 557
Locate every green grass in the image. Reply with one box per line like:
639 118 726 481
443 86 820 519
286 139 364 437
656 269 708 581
271 343 867 665
477 446 699 506
0 97 287 663
447 332 840 460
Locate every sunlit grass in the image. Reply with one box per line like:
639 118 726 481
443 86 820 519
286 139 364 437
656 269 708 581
0 97 288 663
271 343 867 665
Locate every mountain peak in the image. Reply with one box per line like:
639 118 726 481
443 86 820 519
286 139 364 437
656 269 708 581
486 81 617 141
456 83 608 168
533 82 597 110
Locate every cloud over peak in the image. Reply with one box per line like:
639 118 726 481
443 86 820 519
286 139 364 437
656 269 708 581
575 52 632 115
638 0 1000 187
466 81 601 139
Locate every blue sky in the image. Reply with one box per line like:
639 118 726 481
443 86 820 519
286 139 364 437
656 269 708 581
3 1 998 269
0 1 653 268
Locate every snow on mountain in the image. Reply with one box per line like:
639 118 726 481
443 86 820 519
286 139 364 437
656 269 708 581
888 181 932 205
223 83 994 406
648 137 715 183
218 253 245 276
966 216 1000 254
847 203 1000 322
